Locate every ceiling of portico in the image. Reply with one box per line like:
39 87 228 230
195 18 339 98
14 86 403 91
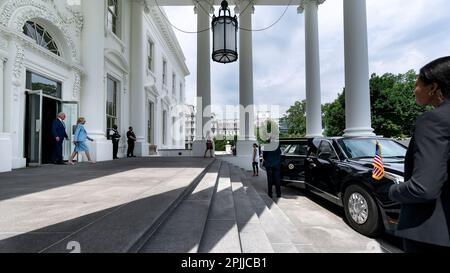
146 0 303 6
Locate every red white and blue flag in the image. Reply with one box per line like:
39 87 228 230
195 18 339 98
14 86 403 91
372 141 385 180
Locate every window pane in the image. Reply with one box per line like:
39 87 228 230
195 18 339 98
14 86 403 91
26 71 62 99
23 21 60 56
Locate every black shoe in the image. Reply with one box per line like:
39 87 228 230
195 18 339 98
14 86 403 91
268 193 273 198
277 195 281 198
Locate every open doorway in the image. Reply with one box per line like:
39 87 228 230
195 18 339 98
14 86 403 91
24 92 60 165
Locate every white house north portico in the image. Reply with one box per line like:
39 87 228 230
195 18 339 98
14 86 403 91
0 0 375 172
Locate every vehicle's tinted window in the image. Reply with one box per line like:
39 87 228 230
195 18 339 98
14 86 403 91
280 144 290 154
285 144 308 156
318 141 338 159
338 139 407 159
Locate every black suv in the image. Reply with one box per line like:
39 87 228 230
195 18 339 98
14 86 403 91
278 137 407 237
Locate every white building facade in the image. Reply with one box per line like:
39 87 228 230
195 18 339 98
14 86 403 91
0 0 188 172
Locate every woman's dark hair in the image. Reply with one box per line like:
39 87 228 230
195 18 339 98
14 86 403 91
419 56 450 99
113 125 118 130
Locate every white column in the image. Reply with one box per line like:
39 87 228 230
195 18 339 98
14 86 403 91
154 97 162 152
81 0 112 161
0 56 11 172
300 0 324 137
0 58 4 132
343 0 374 137
129 0 149 156
238 1 255 141
192 1 212 157
235 1 256 159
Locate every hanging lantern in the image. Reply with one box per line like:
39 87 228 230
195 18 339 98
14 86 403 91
212 0 238 64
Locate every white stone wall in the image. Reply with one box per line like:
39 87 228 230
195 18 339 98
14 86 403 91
0 0 189 172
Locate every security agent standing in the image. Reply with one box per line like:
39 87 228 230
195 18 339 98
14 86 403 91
389 56 450 252
263 139 282 198
127 126 137 157
110 125 121 159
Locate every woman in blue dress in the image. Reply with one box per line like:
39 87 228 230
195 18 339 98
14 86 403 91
68 117 96 165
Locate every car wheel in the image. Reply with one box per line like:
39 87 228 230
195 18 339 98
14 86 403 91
343 184 382 237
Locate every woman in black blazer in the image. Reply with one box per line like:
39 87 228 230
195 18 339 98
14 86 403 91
389 56 450 252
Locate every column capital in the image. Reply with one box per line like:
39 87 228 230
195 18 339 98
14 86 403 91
235 0 255 15
298 0 326 14
193 0 214 15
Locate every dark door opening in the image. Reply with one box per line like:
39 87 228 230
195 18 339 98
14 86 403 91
42 97 60 164
25 93 60 165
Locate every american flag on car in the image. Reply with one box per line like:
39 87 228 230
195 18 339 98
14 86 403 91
372 141 385 180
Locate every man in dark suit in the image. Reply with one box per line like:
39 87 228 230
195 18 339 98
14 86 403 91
127 127 137 157
263 139 282 198
389 56 450 252
51 112 68 165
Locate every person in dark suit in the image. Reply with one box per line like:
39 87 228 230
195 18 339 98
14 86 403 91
389 56 450 252
51 112 68 164
263 138 282 198
110 125 121 159
127 127 137 157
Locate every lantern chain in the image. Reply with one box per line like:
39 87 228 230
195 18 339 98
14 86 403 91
153 0 296 34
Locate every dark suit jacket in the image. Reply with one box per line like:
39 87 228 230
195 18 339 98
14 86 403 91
52 119 68 140
263 146 282 168
389 100 450 247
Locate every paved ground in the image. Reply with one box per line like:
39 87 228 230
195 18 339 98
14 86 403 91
0 157 403 253
0 157 213 253
246 171 403 253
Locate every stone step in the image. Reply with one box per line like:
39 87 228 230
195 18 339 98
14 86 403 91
231 166 298 253
238 167 315 253
228 165 274 253
137 160 222 253
39 159 217 253
198 162 242 253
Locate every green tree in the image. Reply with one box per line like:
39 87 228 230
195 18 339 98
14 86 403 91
285 100 307 136
322 91 346 136
256 119 280 143
322 70 429 138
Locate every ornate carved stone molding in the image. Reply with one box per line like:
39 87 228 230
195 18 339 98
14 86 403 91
72 70 81 100
235 0 255 15
0 0 82 63
12 43 25 85
298 0 326 14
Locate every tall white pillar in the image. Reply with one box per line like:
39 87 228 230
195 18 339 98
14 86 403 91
81 0 112 161
300 0 324 137
343 0 374 137
238 1 255 142
0 56 11 172
0 57 4 132
192 1 212 157
129 0 149 156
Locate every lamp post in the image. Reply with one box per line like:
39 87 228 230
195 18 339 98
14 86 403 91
212 0 238 64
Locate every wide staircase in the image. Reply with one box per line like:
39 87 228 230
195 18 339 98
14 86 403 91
133 160 313 253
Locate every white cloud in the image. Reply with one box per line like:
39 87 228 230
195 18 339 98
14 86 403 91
164 0 450 119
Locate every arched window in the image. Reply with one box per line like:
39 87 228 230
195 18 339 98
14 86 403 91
23 21 60 56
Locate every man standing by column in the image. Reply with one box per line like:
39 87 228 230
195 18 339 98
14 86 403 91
110 125 121 159
52 112 68 165
127 127 137 158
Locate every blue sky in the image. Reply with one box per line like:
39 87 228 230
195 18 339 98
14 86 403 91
165 0 450 118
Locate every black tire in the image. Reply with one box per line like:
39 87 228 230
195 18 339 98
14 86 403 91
343 184 382 237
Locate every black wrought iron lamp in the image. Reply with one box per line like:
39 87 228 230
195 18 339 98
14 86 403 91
212 0 238 64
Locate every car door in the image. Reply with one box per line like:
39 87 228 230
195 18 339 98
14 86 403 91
307 140 340 199
281 141 308 185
